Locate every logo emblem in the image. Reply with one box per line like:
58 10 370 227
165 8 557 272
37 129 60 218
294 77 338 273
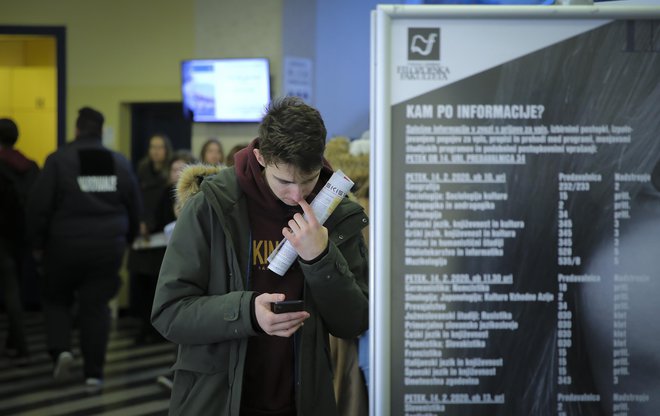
408 28 440 61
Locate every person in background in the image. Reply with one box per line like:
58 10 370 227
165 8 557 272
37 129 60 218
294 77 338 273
135 150 195 344
154 150 196 249
0 118 39 197
135 133 172 236
26 107 140 392
323 135 370 415
127 133 172 344
200 138 225 166
354 182 370 397
0 118 39 364
225 143 248 167
151 97 369 415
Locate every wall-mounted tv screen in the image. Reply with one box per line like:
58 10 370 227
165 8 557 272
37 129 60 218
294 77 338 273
181 58 270 122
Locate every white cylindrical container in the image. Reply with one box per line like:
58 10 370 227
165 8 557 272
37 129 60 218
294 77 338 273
267 170 354 276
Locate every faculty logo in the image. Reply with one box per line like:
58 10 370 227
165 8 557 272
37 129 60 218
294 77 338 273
398 27 448 81
408 28 440 61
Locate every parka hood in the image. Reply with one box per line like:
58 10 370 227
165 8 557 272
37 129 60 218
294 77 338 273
174 164 223 216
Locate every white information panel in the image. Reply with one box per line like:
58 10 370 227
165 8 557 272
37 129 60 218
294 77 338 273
371 5 660 416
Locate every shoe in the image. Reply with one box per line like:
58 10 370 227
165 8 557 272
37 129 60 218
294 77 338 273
156 375 173 390
85 377 103 393
53 351 74 382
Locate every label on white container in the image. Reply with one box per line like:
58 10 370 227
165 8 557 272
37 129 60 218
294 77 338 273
267 170 354 276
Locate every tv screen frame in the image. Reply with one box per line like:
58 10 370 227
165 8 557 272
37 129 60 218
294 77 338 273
181 57 271 123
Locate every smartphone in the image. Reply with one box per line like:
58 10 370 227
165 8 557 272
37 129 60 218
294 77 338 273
271 300 304 314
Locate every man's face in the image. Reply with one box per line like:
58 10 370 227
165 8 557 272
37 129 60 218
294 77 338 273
254 149 320 206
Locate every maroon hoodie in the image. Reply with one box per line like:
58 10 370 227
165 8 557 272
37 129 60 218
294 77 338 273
0 147 39 247
233 139 333 416
0 147 39 204
0 148 39 195
0 147 38 174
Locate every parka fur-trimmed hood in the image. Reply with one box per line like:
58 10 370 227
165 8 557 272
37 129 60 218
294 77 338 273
174 164 223 216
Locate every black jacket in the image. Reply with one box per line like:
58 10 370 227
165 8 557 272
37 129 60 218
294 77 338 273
26 135 141 249
0 148 39 247
0 161 24 245
136 160 169 232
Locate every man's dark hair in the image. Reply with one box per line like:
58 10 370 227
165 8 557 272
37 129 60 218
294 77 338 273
258 96 327 173
76 106 104 138
0 118 19 147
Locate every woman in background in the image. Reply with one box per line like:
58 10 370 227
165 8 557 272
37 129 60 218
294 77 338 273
135 134 172 234
128 133 172 344
199 138 224 166
154 150 196 234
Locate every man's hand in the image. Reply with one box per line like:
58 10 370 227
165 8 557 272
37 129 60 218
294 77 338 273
255 293 309 337
282 199 328 261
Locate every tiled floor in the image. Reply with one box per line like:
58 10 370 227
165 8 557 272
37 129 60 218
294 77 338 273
0 312 174 415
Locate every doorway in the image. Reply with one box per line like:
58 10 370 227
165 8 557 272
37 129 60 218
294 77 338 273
0 26 65 165
0 26 64 310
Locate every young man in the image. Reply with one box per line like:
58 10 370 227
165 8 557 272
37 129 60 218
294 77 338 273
26 107 141 391
151 97 369 415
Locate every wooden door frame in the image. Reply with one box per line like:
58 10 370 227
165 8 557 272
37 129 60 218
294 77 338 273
0 25 66 147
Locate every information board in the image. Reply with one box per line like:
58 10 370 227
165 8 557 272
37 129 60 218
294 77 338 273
371 5 660 416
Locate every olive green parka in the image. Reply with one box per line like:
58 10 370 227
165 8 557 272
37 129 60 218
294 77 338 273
151 166 369 415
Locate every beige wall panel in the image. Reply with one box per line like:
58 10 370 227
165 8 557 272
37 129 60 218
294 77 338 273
0 40 25 66
11 67 56 111
25 37 56 65
0 67 10 112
